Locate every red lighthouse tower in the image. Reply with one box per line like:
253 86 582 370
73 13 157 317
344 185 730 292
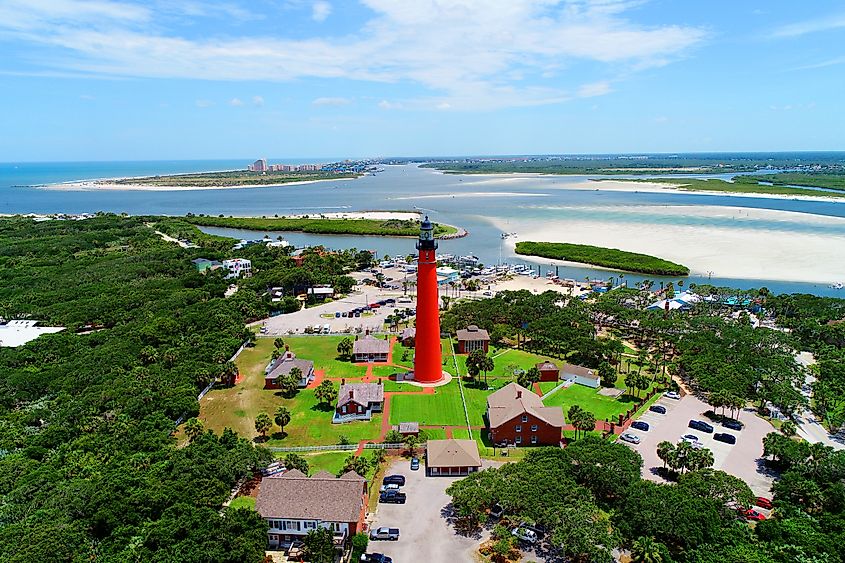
413 216 443 383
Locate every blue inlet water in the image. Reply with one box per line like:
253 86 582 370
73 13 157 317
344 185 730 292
2 160 845 296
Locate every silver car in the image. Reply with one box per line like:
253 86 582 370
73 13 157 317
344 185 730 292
620 432 641 444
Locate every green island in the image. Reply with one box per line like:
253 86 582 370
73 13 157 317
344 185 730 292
627 175 845 199
106 169 358 188
515 240 690 276
183 214 458 237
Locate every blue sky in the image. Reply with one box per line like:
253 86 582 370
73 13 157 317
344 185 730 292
0 0 843 161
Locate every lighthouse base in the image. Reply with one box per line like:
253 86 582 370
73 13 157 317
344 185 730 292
404 370 452 388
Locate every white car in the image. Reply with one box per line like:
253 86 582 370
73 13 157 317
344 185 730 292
511 527 538 544
680 434 703 449
379 483 400 493
620 432 641 444
664 391 681 400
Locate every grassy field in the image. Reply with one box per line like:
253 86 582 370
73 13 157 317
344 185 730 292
389 380 469 426
186 215 458 237
487 348 553 380
199 337 383 445
391 341 414 368
229 496 256 510
114 169 357 187
280 335 374 379
542 383 643 421
635 177 845 199
515 240 689 276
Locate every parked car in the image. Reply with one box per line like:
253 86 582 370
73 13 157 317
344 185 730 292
382 474 406 486
723 419 743 431
361 554 392 563
649 404 667 414
379 490 407 504
511 527 538 544
755 497 773 510
742 509 766 521
410 457 420 470
379 483 401 493
664 391 681 400
680 434 703 448
489 503 504 518
369 527 400 541
714 432 737 444
631 421 650 431
689 420 715 433
620 432 641 444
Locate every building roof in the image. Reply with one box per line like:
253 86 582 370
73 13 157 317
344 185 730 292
352 335 390 355
337 382 384 408
401 327 416 340
266 351 314 381
426 439 482 468
191 258 212 264
256 471 366 523
486 382 565 429
456 325 490 342
308 287 335 295
536 360 559 372
561 363 599 380
398 422 419 434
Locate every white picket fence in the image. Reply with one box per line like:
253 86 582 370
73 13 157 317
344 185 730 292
268 442 404 453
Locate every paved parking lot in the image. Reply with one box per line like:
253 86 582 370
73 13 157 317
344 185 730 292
623 394 777 496
366 459 498 562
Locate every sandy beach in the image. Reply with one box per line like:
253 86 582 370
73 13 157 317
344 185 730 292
492 205 845 285
40 176 357 192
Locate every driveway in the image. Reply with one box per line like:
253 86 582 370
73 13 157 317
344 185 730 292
623 394 777 496
366 459 498 562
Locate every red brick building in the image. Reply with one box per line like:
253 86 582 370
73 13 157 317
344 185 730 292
535 360 560 383
486 382 564 446
456 325 490 354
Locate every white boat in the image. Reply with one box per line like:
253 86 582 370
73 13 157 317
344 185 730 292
832 283 844 290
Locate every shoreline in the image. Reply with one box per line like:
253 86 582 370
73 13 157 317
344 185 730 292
37 176 358 192
492 205 845 285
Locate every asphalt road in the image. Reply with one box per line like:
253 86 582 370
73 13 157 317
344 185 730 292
623 394 777 497
366 459 497 562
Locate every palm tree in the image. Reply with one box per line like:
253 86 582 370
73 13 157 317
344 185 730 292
184 417 204 442
274 406 291 435
254 412 272 439
567 405 584 440
656 441 674 470
631 536 665 563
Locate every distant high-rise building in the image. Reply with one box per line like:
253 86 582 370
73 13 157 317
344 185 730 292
248 158 268 172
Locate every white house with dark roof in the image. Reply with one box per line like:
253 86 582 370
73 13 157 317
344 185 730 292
560 363 600 388
264 349 315 390
255 469 367 549
352 334 389 362
334 382 384 423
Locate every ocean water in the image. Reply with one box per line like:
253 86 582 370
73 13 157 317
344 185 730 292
2 159 845 296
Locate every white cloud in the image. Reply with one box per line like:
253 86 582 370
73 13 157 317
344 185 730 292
577 81 612 97
0 0 707 110
311 1 331 22
771 12 845 38
229 97 244 106
312 96 352 106
378 100 402 110
436 102 451 110
252 95 264 107
195 99 214 108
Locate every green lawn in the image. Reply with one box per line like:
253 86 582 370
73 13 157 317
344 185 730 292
200 336 383 445
391 341 414 368
487 348 555 379
281 335 372 379
421 428 448 440
372 365 408 380
538 381 559 395
229 496 256 510
389 380 469 426
542 383 641 422
451 428 472 440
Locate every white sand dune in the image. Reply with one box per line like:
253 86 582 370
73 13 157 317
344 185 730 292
493 205 845 284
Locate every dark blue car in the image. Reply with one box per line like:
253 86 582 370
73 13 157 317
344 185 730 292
649 405 667 414
631 421 650 431
689 420 714 433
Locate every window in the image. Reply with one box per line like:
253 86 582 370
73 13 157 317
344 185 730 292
303 521 316 530
515 425 522 433
531 435 538 444
521 415 528 423
342 405 347 414
515 436 522 444
531 425 538 432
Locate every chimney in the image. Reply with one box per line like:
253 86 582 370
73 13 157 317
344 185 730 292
516 390 522 399
349 390 354 398
342 378 346 385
